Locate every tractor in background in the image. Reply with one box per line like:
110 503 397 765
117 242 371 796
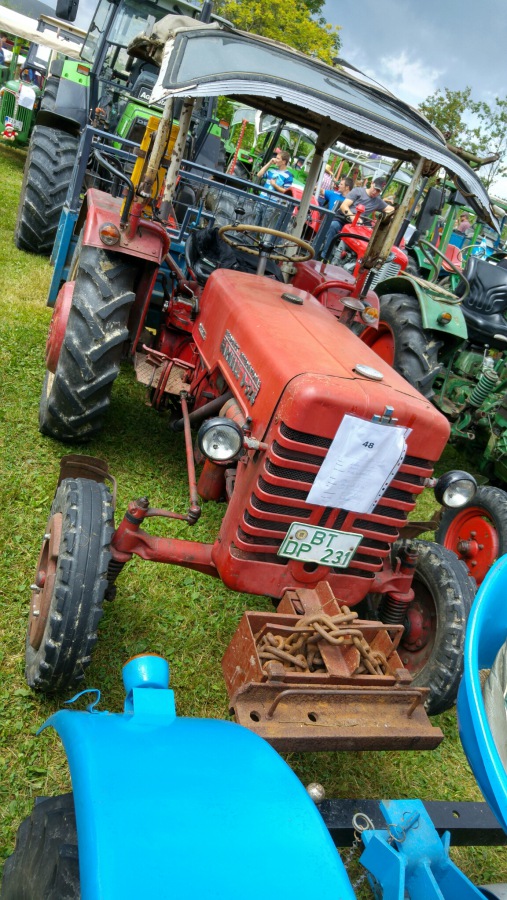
14 0 226 255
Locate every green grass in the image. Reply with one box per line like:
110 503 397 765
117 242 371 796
0 142 505 891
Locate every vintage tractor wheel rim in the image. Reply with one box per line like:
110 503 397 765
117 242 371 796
29 513 63 650
399 583 436 675
359 322 395 365
442 506 499 584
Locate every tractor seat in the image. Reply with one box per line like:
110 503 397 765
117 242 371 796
457 255 507 349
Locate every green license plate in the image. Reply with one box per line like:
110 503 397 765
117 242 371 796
278 522 362 568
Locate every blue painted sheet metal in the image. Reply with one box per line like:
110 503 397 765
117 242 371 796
42 655 355 900
457 554 507 833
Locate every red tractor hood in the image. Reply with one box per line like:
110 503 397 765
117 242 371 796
194 269 449 453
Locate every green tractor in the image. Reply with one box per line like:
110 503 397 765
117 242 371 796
357 187 507 584
0 38 47 145
14 0 225 255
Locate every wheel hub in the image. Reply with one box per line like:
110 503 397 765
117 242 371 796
400 590 436 674
444 510 499 584
29 513 62 650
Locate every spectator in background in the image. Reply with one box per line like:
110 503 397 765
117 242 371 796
257 150 293 197
320 176 394 261
320 176 353 211
456 212 473 233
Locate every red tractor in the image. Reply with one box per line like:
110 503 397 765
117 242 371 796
28 15 498 753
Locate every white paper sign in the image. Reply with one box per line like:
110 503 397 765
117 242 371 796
306 414 411 514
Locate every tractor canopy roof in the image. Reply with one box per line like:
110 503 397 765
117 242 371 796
127 14 497 229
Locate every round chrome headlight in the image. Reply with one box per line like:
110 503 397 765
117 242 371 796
197 417 244 463
434 470 477 508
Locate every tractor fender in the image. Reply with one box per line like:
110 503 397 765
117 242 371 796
82 188 171 263
40 655 354 900
376 274 468 339
45 280 74 372
36 61 89 132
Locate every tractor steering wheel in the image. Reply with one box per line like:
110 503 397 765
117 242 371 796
417 238 470 301
218 223 314 263
459 243 489 263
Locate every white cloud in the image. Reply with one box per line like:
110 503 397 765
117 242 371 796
375 52 444 107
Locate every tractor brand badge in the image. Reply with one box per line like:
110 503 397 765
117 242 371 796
198 323 207 340
220 330 261 405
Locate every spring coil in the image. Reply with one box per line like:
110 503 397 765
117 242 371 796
469 366 499 408
378 594 407 625
105 558 126 600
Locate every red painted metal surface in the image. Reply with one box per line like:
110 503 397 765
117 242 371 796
291 259 380 321
81 188 170 262
441 506 500 584
45 281 74 371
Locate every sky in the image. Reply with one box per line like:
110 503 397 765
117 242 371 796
323 0 507 195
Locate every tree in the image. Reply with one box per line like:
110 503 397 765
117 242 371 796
419 87 476 145
473 97 507 191
419 87 507 193
213 0 341 63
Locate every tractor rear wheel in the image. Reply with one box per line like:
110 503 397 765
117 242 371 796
436 485 507 585
25 477 114 692
359 292 443 399
394 540 475 715
39 245 136 442
1 794 79 899
14 125 79 255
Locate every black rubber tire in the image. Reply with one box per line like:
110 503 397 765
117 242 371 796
39 76 59 115
1 794 79 899
25 478 114 692
14 125 79 255
436 485 507 585
394 540 476 715
377 292 443 399
405 254 420 277
39 245 136 442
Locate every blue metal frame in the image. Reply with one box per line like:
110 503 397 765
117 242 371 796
46 125 335 307
457 554 507 833
40 655 354 900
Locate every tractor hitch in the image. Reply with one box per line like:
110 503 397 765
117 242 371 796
222 583 443 752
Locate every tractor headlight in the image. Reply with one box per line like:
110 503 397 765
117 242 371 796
434 470 477 508
197 417 244 463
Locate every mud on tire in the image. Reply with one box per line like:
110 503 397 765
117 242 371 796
376 292 443 399
1 794 79 899
39 245 136 442
25 478 114 692
14 125 79 255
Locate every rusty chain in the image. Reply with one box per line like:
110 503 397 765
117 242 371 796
257 607 390 676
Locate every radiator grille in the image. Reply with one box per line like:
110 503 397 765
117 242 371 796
234 419 433 576
370 261 401 290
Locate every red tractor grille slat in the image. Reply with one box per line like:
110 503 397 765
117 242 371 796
235 422 434 578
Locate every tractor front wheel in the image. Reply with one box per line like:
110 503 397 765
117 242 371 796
394 540 475 715
14 125 79 255
359 292 443 399
1 794 79 899
25 477 114 692
39 245 136 442
435 485 507 585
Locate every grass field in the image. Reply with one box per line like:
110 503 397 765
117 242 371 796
0 141 505 891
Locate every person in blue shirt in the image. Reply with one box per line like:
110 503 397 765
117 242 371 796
320 176 394 261
320 176 354 210
257 150 294 198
